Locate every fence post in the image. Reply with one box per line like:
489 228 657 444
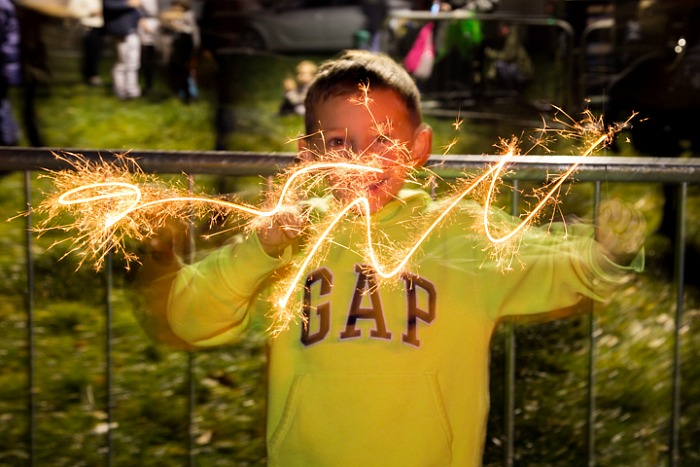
503 179 519 467
24 171 36 467
187 174 198 467
669 182 687 467
105 251 114 466
586 181 602 466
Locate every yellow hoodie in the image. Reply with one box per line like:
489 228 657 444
153 189 640 466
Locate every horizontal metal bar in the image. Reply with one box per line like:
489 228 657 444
431 155 700 182
2 147 700 182
0 147 294 176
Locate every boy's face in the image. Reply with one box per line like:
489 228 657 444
304 88 431 214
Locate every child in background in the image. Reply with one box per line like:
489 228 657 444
278 59 317 116
137 50 644 466
103 0 143 100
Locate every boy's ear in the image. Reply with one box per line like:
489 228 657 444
410 123 432 167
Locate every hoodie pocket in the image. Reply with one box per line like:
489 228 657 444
268 372 453 466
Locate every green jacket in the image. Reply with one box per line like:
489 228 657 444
147 189 639 466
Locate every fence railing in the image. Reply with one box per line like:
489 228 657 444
3 148 700 466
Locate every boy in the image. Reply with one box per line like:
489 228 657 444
138 50 644 466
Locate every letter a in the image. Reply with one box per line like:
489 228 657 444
339 265 392 340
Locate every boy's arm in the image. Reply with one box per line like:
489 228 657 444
135 213 303 349
166 235 291 347
483 199 645 319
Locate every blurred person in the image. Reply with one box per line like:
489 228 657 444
0 0 20 146
160 0 199 103
278 59 317 116
361 0 388 52
403 20 435 86
429 1 487 98
485 23 533 93
13 3 46 146
138 0 159 95
103 0 143 99
198 0 247 150
68 0 104 87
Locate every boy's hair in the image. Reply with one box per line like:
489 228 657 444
304 50 422 134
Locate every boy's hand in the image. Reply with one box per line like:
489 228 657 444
596 199 646 265
257 207 305 258
283 77 296 92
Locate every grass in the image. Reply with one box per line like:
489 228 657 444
1 50 699 465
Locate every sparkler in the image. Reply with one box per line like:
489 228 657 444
31 103 633 334
34 151 382 270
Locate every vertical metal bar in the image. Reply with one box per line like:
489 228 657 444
105 251 114 466
187 352 196 467
186 175 197 467
669 182 687 467
503 321 515 467
587 182 601 466
23 171 36 467
503 179 519 467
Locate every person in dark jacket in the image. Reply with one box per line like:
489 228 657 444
103 0 142 99
0 0 20 146
361 0 388 52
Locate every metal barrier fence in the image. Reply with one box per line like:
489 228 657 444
3 148 700 466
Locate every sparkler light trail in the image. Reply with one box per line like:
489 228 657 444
268 109 631 332
35 151 382 270
32 105 633 334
